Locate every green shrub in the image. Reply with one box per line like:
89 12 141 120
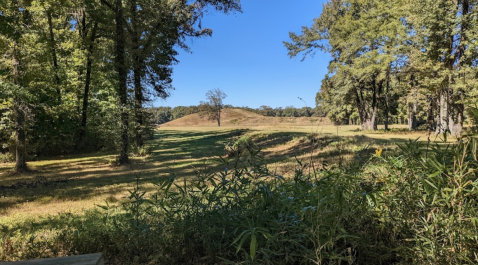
372 137 478 264
0 152 14 163
224 135 256 157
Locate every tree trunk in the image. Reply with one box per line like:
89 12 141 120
426 96 435 132
436 90 448 135
12 43 28 173
448 113 462 137
408 103 417 131
371 105 378 130
371 77 378 130
384 102 389 130
384 69 391 130
408 85 418 130
14 102 28 173
133 66 144 147
131 0 144 148
362 118 374 131
115 0 129 164
79 22 98 146
446 1 468 137
448 90 464 137
354 85 374 131
46 11 61 96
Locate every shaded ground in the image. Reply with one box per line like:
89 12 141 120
0 129 245 219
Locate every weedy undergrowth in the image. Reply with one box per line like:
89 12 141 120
371 136 478 265
1 135 477 265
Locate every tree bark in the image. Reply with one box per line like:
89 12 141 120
354 84 374 131
408 103 417 131
446 0 468 137
115 0 129 164
371 104 378 130
436 90 448 135
426 96 435 132
448 90 463 137
133 64 144 147
14 102 28 173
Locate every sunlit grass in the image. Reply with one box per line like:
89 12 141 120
0 124 438 222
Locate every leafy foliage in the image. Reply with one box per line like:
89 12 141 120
0 0 242 166
286 0 478 134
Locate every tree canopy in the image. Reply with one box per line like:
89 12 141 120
0 0 241 171
286 0 478 135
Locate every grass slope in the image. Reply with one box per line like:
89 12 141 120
161 108 333 127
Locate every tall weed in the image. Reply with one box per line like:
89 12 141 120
374 137 478 264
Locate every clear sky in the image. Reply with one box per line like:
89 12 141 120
153 0 330 109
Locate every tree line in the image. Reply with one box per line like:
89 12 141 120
149 104 327 125
285 0 478 135
0 0 241 172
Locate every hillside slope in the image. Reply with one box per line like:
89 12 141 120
161 108 332 127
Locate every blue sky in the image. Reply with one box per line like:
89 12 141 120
153 0 330 109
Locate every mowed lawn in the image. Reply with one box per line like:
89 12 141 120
0 124 435 223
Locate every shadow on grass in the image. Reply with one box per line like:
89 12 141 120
0 129 247 212
0 128 433 214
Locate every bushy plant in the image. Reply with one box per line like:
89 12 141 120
224 135 255 157
372 137 478 264
0 152 14 163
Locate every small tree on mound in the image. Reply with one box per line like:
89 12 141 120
200 88 227 126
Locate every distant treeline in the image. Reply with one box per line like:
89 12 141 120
150 105 327 124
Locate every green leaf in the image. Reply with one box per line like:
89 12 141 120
423 179 438 190
232 230 250 253
250 233 257 260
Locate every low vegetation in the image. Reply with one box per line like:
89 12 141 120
1 124 477 264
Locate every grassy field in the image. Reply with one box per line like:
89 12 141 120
0 123 433 223
2 121 477 265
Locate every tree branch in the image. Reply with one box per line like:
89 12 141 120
100 0 113 10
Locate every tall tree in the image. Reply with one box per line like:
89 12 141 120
126 0 176 149
285 0 407 131
99 0 241 163
125 0 241 148
72 0 105 146
98 0 129 163
407 0 478 136
0 0 35 172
